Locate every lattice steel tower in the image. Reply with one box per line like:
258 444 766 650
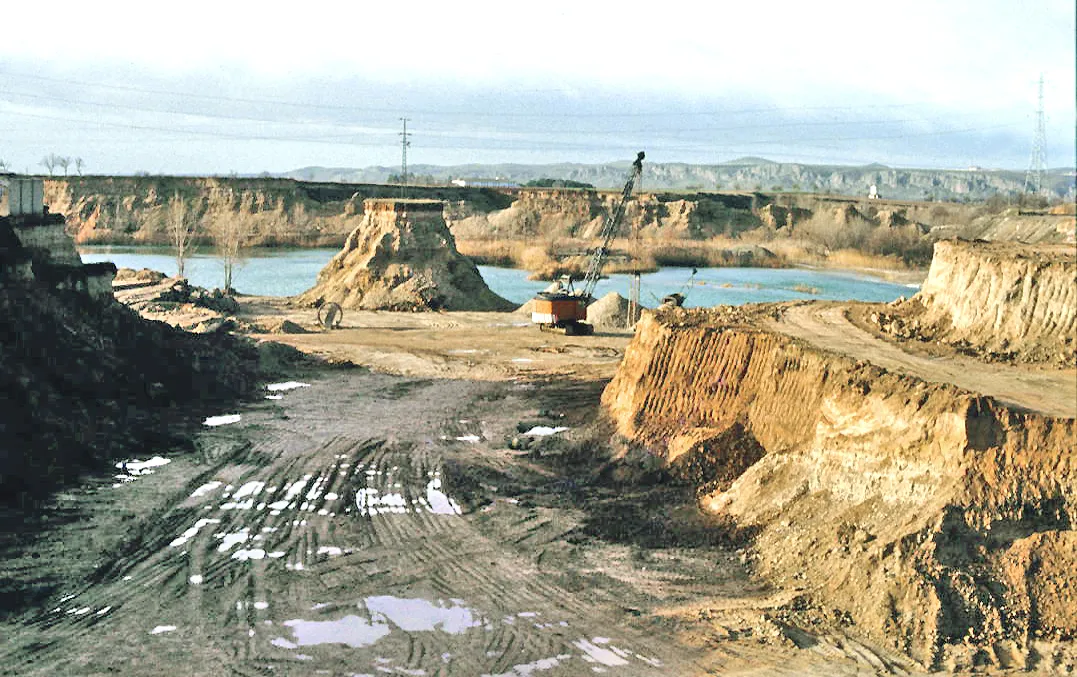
399 117 411 199
1023 75 1048 196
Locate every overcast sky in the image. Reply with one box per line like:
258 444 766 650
1 0 1074 175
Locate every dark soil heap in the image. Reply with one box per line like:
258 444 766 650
298 199 514 311
0 219 260 504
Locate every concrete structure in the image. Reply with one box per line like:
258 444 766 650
0 177 116 300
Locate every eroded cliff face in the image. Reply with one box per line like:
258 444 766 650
44 177 513 247
602 309 1076 668
297 199 514 312
876 240 1076 364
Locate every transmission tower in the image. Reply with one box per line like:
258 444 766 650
1023 75 1048 196
399 117 411 199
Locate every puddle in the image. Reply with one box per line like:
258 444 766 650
204 414 241 426
115 456 171 475
522 426 569 437
573 639 630 667
280 615 391 648
112 456 171 486
188 575 204 585
217 528 251 553
354 472 461 517
365 596 482 634
150 625 177 635
232 548 267 561
169 518 221 548
483 654 571 677
267 381 311 391
265 394 284 400
455 435 481 443
190 481 223 498
424 476 462 515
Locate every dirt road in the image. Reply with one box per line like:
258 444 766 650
768 303 1076 419
0 357 921 676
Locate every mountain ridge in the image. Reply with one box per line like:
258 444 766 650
281 160 1074 201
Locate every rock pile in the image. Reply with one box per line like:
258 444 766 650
298 199 514 312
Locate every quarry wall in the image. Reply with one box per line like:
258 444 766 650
602 309 1076 668
915 240 1075 360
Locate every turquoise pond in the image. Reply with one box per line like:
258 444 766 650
78 246 918 308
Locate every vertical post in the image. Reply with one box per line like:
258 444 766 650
628 271 641 328
400 117 411 199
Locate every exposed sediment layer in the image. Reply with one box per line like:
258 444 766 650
602 308 1076 668
298 199 514 311
892 239 1076 363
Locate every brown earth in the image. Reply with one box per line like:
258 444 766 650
865 240 1076 365
297 198 514 312
602 298 1076 670
0 302 935 677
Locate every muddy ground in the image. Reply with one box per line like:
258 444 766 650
0 295 942 677
3 289 1072 675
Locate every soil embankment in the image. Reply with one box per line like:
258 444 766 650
602 307 1076 669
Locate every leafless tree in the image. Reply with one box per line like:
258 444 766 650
0 158 9 171
74 157 84 176
207 188 251 294
166 192 198 278
57 156 71 176
40 154 59 175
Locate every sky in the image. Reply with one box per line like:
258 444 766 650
1 0 1074 176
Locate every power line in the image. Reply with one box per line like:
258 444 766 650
0 69 940 119
1 87 997 134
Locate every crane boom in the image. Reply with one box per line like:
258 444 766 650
529 151 644 336
580 151 644 300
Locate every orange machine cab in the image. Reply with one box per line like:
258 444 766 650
531 292 587 325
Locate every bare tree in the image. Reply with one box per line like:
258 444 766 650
0 158 9 171
74 157 84 176
207 188 251 294
166 192 198 278
57 156 71 176
40 154 59 175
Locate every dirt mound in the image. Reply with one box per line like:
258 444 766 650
255 318 310 334
114 267 166 284
298 199 514 312
874 239 1075 364
587 291 635 329
602 308 1076 669
0 252 259 505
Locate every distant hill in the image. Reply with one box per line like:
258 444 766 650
281 161 1075 202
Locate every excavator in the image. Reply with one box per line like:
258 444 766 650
530 151 644 335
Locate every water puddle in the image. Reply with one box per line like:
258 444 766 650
522 426 569 437
354 471 461 517
267 381 311 392
190 481 223 498
365 596 482 634
204 414 241 426
112 456 171 487
149 625 177 635
280 615 391 648
169 518 221 548
482 654 571 677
